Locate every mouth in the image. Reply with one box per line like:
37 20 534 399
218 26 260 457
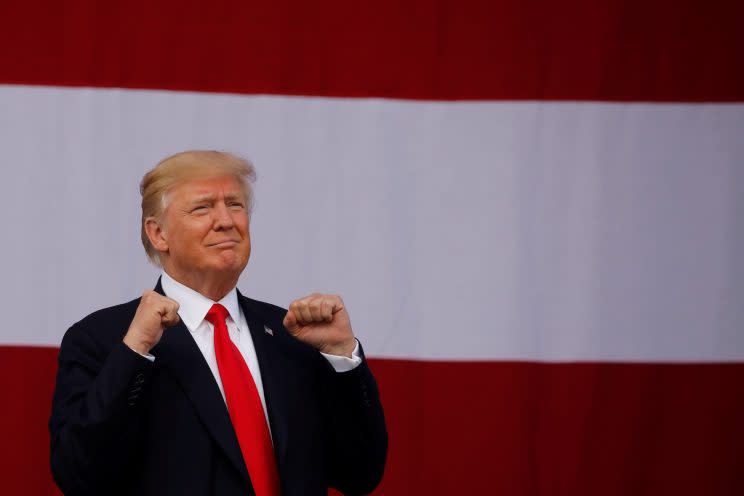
209 240 240 248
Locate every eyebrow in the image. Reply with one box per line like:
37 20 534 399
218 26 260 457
223 192 244 202
188 194 216 205
187 192 245 205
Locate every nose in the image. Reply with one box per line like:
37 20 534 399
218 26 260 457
212 201 235 230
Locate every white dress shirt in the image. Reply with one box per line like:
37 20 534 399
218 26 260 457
147 272 362 430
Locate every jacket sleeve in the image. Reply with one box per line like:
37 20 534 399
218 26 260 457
322 344 388 495
49 322 154 495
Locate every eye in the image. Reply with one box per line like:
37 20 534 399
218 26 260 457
191 205 209 213
229 202 244 210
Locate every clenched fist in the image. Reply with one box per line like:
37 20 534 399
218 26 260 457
123 290 180 355
283 293 356 358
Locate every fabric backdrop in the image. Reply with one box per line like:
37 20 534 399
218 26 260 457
1 1 743 494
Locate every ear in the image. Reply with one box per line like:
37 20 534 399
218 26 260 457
144 216 169 254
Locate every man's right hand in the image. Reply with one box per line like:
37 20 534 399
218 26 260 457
123 290 180 355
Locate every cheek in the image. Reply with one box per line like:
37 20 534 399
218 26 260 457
237 217 251 238
170 223 209 251
240 224 251 257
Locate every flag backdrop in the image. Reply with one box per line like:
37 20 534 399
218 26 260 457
1 1 744 494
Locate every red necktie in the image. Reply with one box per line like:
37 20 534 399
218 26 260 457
206 304 280 496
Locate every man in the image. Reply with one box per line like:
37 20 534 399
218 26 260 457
49 151 387 496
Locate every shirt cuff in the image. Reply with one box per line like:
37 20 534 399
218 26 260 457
125 343 156 362
320 340 362 372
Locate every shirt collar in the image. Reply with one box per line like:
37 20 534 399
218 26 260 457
160 271 241 332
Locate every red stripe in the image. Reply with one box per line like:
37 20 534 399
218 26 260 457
0 1 742 101
4 346 744 495
0 347 60 496
370 359 744 495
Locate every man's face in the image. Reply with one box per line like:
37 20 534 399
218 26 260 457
158 175 251 280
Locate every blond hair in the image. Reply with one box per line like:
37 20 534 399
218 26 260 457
140 150 256 265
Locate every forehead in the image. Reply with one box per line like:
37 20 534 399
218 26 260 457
169 174 246 200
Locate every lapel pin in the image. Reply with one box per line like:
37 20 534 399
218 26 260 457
264 326 274 336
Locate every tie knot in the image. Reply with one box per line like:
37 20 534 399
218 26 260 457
205 303 230 326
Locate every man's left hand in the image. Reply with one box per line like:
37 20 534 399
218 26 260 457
283 293 356 358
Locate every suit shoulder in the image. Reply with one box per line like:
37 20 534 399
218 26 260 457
74 297 141 328
237 294 322 359
239 294 288 323
62 297 141 349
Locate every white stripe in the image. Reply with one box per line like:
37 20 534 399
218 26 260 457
1 85 743 361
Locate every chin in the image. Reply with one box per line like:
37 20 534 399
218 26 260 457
214 252 248 272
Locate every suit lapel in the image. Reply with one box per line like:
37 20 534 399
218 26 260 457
150 279 251 486
238 293 291 469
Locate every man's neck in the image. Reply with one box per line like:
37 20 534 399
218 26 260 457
161 266 239 302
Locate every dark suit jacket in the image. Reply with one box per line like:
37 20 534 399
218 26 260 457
49 281 387 496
